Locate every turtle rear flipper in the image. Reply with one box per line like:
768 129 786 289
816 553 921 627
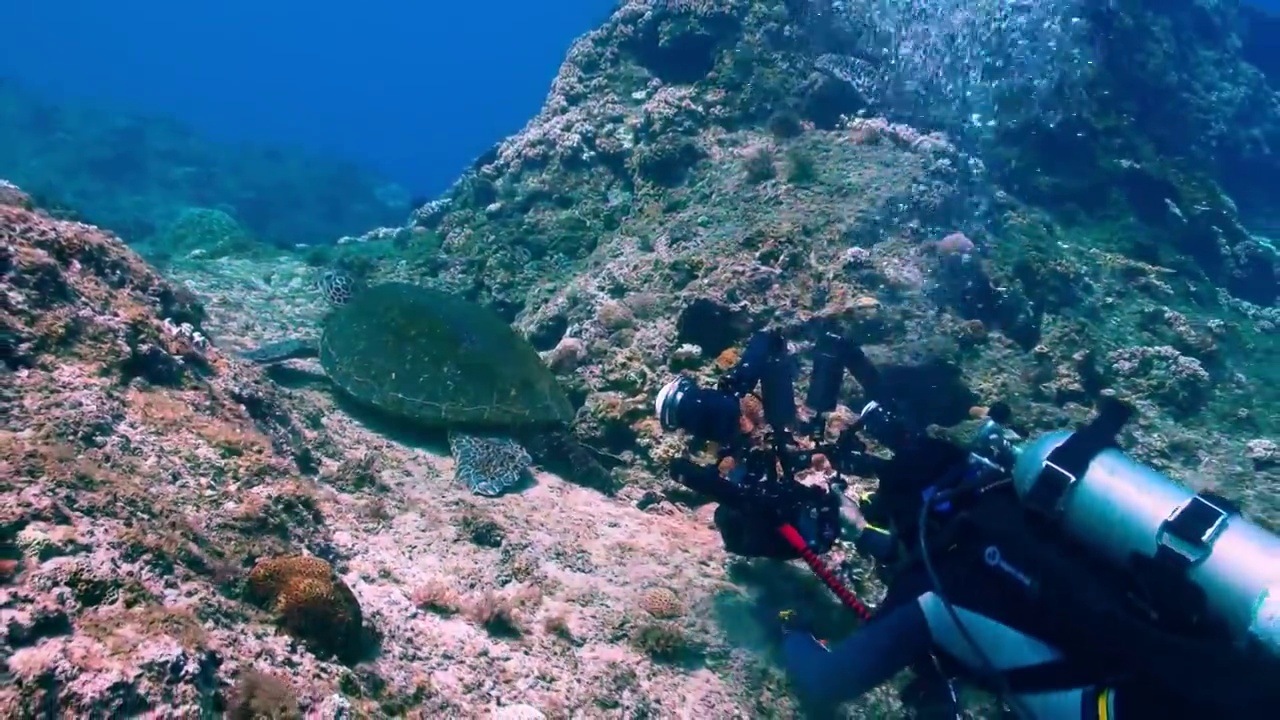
449 432 532 497
240 337 321 364
529 432 617 495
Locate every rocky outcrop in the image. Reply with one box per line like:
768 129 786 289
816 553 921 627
0 190 339 715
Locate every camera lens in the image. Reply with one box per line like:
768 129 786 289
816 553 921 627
655 376 693 430
655 376 742 444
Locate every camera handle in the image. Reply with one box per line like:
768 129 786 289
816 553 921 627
778 523 874 621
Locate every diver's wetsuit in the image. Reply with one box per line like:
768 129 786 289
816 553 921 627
781 572 1116 718
710 432 1279 719
776 497 1269 719
780 523 1124 718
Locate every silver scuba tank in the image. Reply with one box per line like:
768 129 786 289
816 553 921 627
1012 430 1280 657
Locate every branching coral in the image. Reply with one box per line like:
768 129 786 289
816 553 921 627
1106 345 1212 414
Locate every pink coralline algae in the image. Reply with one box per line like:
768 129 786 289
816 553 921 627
0 195 331 717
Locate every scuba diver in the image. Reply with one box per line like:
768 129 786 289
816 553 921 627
655 329 1280 719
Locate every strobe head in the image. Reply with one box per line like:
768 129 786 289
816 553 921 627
759 340 798 433
655 376 742 445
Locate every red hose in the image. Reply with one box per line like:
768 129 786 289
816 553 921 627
777 524 873 621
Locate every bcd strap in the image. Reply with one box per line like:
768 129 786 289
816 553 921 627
1025 398 1133 517
1152 493 1230 569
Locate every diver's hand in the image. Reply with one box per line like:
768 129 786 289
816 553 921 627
837 493 870 540
790 486 844 553
670 457 727 499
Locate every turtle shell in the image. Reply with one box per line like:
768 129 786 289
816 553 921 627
318 282 573 430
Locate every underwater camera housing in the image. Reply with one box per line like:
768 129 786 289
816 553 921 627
656 328 915 621
657 327 1280 676
654 329 918 503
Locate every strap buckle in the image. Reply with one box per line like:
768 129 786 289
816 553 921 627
1026 460 1078 516
1156 495 1228 565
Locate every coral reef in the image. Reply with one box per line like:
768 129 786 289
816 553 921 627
3 0 1279 718
1088 0 1280 206
314 0 1277 511
141 206 258 264
1 185 787 715
982 1 1280 308
0 77 408 250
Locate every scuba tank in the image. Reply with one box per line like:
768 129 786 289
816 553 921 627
1009 400 1280 658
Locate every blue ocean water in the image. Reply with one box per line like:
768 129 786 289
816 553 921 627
0 0 612 198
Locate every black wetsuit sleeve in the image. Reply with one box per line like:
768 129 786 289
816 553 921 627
852 525 898 563
781 599 932 713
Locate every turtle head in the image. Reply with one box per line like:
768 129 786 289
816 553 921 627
318 271 363 306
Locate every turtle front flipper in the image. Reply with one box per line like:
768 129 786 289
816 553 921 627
240 337 321 364
448 432 533 497
528 431 616 495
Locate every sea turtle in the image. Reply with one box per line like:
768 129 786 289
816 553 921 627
242 272 612 496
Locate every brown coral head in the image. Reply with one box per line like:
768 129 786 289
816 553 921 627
714 347 740 371
639 586 684 619
246 554 367 664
